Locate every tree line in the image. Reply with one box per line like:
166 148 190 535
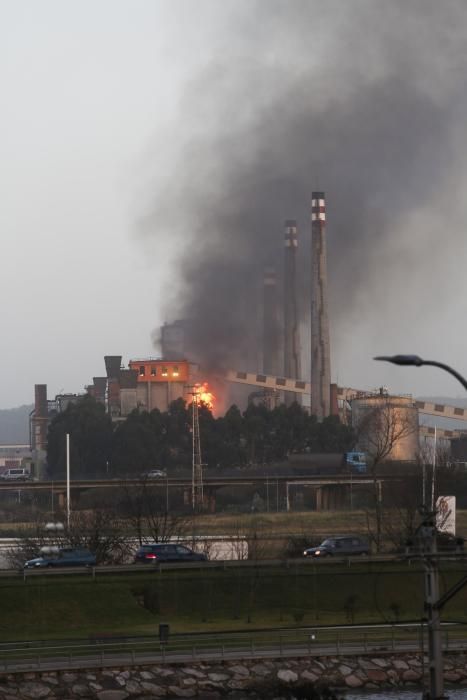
46 395 354 479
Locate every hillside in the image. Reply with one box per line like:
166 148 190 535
0 405 33 444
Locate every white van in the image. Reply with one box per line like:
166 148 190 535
0 468 31 481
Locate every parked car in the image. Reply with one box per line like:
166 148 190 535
134 543 207 564
24 547 97 569
303 535 370 558
0 468 31 481
142 469 167 479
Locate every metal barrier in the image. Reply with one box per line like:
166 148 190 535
0 623 466 672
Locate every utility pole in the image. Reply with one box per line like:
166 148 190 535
418 511 444 700
415 507 467 700
188 385 204 511
66 433 71 529
375 355 467 700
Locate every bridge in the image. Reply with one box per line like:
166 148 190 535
0 474 389 512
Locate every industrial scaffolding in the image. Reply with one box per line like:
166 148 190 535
190 386 204 510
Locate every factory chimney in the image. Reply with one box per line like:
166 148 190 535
262 266 280 377
283 220 301 404
310 192 331 419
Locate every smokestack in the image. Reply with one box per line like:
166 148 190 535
283 219 301 405
262 266 280 376
311 191 331 419
93 377 107 403
104 355 122 379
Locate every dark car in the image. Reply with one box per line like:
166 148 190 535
134 543 207 564
24 547 97 569
303 535 370 558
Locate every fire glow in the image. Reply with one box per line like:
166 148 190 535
193 382 215 410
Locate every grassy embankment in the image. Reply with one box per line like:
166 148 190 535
192 510 467 536
2 510 467 642
3 559 467 642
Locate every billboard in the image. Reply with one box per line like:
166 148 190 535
436 495 456 535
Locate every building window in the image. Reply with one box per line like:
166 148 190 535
151 367 157 376
161 367 168 377
139 366 145 376
172 366 179 377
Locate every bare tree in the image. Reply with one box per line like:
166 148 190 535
120 481 191 544
6 508 131 568
356 397 417 551
380 475 423 550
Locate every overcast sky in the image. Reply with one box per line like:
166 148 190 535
2 1 467 409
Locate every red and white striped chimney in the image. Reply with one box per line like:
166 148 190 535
311 192 331 419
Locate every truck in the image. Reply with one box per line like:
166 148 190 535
343 451 367 473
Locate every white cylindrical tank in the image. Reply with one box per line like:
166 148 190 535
351 393 419 462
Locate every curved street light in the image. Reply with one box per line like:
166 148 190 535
374 354 467 392
374 353 467 700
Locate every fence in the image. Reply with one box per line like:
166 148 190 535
0 623 466 672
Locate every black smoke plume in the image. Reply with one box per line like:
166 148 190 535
143 1 467 382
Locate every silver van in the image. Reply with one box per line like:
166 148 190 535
0 468 31 481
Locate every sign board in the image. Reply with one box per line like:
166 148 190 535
436 495 456 535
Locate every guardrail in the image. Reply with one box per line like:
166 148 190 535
0 554 428 581
0 552 459 581
18 552 467 580
0 623 465 672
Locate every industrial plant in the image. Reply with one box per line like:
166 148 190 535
28 191 467 478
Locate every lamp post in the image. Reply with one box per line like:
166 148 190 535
66 433 71 530
374 354 467 700
374 354 467 391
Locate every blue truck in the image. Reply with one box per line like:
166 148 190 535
343 451 367 473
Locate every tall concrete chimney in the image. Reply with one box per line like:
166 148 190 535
262 266 280 376
310 191 331 419
283 220 301 404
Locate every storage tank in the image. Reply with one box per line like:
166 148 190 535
351 391 419 462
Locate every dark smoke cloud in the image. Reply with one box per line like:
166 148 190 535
143 1 467 382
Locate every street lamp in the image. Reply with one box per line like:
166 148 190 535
374 353 467 700
374 354 467 391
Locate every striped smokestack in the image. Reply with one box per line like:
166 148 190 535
262 266 280 376
311 191 331 418
283 219 301 404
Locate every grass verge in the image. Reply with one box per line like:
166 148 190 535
1 559 467 642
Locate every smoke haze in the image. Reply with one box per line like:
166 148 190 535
143 1 467 390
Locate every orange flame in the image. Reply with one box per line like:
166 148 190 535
193 382 215 411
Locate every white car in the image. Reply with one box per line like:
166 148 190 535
143 469 167 479
0 468 31 481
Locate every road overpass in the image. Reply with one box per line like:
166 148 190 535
0 474 391 512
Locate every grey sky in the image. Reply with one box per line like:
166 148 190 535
2 1 467 409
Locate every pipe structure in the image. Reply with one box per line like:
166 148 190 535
311 191 331 419
284 220 301 405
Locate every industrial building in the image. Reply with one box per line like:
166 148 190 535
29 191 467 474
86 355 196 418
29 355 197 475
